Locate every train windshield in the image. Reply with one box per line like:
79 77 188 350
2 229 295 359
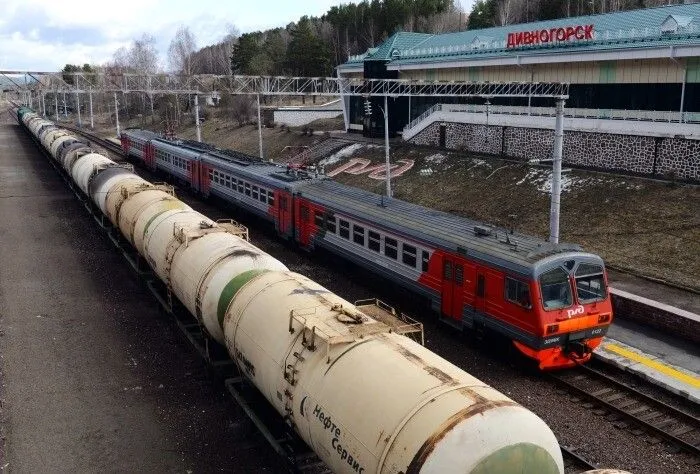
574 263 607 304
539 267 573 310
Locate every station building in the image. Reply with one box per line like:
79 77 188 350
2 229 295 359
337 3 700 136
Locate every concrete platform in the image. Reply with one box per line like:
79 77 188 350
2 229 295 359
0 119 282 471
595 318 700 403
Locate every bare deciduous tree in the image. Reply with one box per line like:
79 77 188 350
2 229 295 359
168 26 198 74
230 95 254 126
496 0 524 26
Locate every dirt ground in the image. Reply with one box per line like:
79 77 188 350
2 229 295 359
88 110 699 293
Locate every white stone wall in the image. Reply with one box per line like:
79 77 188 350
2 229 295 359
273 110 342 127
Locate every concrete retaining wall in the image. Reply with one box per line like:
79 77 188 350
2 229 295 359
273 109 342 127
610 288 700 344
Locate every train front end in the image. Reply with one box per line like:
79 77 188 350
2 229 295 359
515 252 613 370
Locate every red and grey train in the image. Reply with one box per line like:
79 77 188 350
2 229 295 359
121 129 613 370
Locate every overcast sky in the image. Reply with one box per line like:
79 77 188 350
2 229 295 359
1 0 475 71
0 0 361 70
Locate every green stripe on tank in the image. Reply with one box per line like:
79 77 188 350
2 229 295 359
217 269 269 328
141 209 171 240
470 442 560 474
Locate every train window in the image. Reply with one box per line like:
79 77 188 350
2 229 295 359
245 183 251 196
353 225 365 245
384 237 398 259
455 264 464 286
252 186 259 200
314 211 324 228
539 268 573 310
339 220 350 239
575 263 606 304
208 170 213 179
443 261 452 281
225 175 232 187
259 189 267 202
326 216 336 233
268 193 275 206
505 277 531 309
237 180 244 193
301 206 310 223
421 251 430 272
368 231 380 252
402 244 417 268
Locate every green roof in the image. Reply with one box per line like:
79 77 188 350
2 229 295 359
339 4 700 69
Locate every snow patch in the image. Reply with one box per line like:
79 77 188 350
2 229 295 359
424 153 446 164
318 143 367 166
516 168 574 193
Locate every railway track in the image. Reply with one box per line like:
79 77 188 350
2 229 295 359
57 125 700 472
551 364 700 464
61 125 124 159
560 446 597 473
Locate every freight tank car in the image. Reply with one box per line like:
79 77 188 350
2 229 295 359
18 107 565 473
121 128 613 370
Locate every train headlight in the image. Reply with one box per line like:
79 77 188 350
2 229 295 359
546 324 559 334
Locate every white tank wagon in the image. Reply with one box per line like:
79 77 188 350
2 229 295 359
223 270 563 474
16 111 566 474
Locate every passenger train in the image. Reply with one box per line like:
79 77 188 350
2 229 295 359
121 128 614 370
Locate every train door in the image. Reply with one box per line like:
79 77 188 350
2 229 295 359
296 202 312 247
278 192 291 237
200 163 210 196
441 255 465 321
475 269 486 313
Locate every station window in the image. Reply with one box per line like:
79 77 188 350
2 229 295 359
384 237 398 260
402 244 417 268
326 216 336 233
353 225 365 245
339 220 350 239
368 231 380 252
505 277 531 309
421 250 430 272
252 186 259 200
314 211 324 228
245 183 251 196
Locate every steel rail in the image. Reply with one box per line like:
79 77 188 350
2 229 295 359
551 364 700 459
560 445 598 472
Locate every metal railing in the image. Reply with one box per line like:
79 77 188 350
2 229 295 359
403 103 700 136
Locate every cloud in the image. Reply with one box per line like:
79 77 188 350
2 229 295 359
0 0 349 70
